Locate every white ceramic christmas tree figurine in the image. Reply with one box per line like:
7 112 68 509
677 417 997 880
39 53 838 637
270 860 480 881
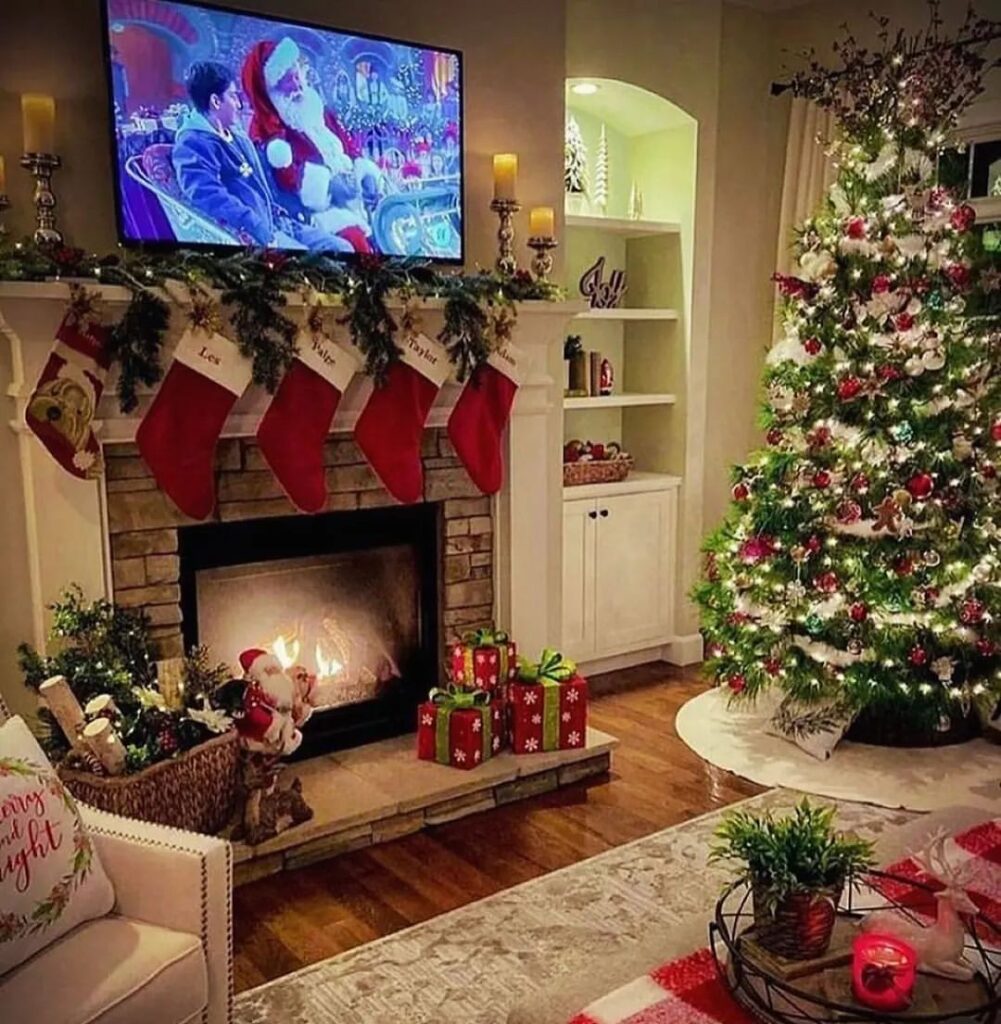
564 114 588 199
594 123 609 213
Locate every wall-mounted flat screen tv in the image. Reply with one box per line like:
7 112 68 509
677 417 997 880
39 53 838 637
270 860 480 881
101 0 464 261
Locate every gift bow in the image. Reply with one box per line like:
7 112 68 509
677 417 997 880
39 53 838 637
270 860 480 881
463 627 510 647
429 684 490 709
518 647 576 685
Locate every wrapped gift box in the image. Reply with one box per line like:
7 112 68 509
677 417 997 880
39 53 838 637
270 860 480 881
417 688 507 770
449 628 517 696
510 649 588 754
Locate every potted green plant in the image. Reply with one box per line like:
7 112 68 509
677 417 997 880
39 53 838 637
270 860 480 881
710 800 874 960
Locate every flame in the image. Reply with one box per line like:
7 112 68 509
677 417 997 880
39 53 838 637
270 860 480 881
272 633 300 671
315 641 344 680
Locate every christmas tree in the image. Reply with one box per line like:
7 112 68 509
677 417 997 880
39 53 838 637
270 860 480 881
565 114 588 196
695 4 1001 744
594 123 609 212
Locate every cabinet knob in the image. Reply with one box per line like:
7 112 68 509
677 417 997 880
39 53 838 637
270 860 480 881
588 510 598 520
599 509 609 518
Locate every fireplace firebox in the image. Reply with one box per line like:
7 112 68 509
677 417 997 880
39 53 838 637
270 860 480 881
178 504 441 760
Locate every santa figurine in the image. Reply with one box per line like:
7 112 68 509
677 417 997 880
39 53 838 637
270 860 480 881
237 648 316 756
240 37 382 252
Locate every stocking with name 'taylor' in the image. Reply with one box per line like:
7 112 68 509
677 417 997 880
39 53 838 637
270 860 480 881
136 298 252 520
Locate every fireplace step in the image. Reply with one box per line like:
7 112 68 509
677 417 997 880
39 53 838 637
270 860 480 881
232 728 618 884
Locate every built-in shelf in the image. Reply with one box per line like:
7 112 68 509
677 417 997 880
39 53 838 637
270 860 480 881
970 196 1001 223
564 393 676 410
576 307 678 321
565 214 681 237
563 471 682 501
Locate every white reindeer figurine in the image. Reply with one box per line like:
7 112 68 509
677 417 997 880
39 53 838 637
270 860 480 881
861 832 977 981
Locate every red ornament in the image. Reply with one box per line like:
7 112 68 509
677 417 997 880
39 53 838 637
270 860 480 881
894 311 915 333
945 263 971 291
814 571 839 594
982 462 997 480
808 425 832 449
850 473 871 494
763 658 782 676
766 427 784 446
806 534 823 554
991 421 1001 442
727 611 751 626
906 473 934 500
917 587 940 609
590 442 606 461
871 274 892 295
837 376 863 401
837 501 862 524
732 481 750 502
803 337 823 356
976 637 997 657
727 675 747 694
908 646 930 667
813 469 832 489
772 273 815 300
876 364 903 382
893 555 914 577
950 204 976 232
739 536 776 564
846 216 867 240
849 602 869 623
961 599 985 625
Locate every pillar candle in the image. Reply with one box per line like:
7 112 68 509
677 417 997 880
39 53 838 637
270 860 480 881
0 156 6 194
852 933 917 1012
529 206 555 239
22 94 56 154
493 153 518 201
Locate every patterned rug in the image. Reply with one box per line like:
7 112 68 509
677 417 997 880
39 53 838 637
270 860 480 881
234 791 914 1024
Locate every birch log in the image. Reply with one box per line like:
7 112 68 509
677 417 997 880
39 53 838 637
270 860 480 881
84 694 120 721
39 675 86 747
156 658 186 710
82 717 127 776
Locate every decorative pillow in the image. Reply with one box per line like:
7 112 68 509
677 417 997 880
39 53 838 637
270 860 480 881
0 716 114 976
765 695 855 761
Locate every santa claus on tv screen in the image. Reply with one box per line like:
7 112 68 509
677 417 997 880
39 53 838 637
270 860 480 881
103 0 463 260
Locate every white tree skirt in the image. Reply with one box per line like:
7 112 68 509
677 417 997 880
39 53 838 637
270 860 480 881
675 688 1000 812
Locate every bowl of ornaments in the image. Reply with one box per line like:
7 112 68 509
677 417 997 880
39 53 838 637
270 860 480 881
563 439 634 486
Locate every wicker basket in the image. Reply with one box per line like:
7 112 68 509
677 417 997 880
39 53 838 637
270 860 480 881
751 879 843 960
60 730 240 835
563 457 633 487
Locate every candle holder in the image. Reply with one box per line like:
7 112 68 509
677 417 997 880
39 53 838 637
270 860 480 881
490 197 521 276
0 194 9 233
527 236 558 283
20 152 63 247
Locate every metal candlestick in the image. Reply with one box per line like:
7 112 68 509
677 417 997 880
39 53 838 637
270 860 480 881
490 197 521 275
20 152 63 246
0 194 9 234
527 236 558 283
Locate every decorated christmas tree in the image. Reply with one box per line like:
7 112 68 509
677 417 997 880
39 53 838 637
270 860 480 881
695 5 1001 745
565 113 589 196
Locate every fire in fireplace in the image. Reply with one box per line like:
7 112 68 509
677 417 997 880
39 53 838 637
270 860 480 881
178 505 440 759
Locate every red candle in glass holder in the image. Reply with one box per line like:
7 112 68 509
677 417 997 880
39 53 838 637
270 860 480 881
852 933 917 1011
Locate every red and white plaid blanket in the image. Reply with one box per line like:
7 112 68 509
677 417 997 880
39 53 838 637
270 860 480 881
569 818 1000 1024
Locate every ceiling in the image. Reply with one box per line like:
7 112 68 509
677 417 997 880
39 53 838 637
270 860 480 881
566 78 694 136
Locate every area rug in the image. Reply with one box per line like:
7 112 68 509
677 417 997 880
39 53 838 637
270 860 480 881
676 688 1000 812
234 791 913 1024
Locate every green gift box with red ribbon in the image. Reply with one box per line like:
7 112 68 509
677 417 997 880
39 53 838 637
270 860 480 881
449 627 517 696
510 648 588 754
416 685 506 770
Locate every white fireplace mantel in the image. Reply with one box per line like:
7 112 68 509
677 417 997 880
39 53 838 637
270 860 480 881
0 280 583 663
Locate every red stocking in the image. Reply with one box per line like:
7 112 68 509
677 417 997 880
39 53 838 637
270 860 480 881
136 327 252 520
354 333 450 503
447 342 525 495
25 308 111 480
257 331 359 513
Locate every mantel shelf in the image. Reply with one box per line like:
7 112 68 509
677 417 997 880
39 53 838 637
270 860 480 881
564 393 676 410
565 214 681 237
576 307 678 321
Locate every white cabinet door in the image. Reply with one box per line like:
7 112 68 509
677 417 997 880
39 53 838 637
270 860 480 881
562 498 596 660
593 491 674 655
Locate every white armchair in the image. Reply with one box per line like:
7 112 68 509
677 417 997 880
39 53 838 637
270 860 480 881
0 694 233 1024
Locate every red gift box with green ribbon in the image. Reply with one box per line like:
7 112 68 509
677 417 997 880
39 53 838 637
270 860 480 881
449 627 517 696
510 648 588 754
416 685 506 770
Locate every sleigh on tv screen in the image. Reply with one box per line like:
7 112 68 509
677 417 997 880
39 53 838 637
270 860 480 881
100 0 464 261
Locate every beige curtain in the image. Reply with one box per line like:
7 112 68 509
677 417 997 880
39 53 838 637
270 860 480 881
775 98 837 276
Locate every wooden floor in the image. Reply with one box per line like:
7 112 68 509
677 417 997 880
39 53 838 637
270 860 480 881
232 666 764 992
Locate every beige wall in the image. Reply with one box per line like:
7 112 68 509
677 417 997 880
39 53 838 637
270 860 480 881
0 0 566 714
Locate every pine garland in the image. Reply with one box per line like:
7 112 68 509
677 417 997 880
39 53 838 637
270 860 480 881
0 240 562 406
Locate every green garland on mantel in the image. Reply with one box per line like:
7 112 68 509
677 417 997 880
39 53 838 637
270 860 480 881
0 238 563 413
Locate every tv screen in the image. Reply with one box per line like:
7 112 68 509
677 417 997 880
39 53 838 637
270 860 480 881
101 0 463 260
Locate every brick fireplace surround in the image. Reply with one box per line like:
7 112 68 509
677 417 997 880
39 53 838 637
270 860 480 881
104 428 494 662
